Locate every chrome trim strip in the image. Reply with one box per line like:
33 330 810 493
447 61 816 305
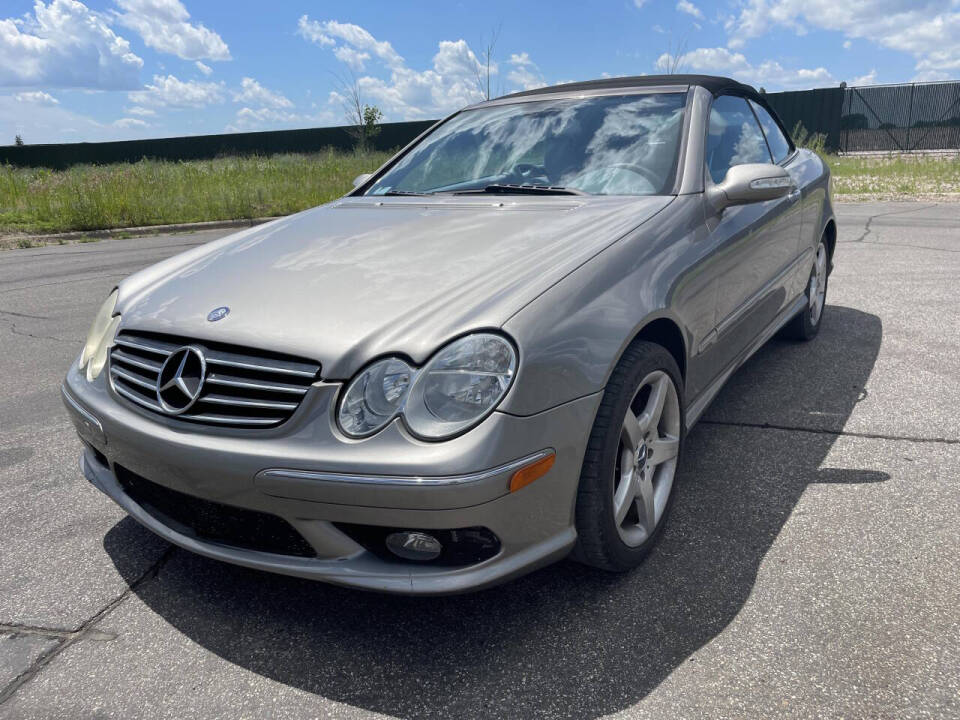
186 413 281 426
61 384 103 434
713 250 809 340
205 374 309 395
201 394 298 411
204 354 317 378
259 449 555 487
110 366 156 391
111 349 162 373
112 381 164 412
113 336 175 356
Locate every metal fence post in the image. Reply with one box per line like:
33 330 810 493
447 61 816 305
907 82 915 152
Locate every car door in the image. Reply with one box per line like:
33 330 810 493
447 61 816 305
700 94 803 376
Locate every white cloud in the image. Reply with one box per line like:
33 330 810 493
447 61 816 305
15 90 59 105
300 20 490 119
724 0 960 79
233 77 292 109
0 0 142 90
113 116 147 128
195 60 212 76
128 74 224 108
334 46 372 71
113 0 230 61
125 105 155 116
656 47 835 90
851 69 878 86
0 93 151 142
677 0 705 20
225 106 337 133
226 106 299 131
507 52 546 91
297 17 404 69
843 40 852 49
633 0 649 6
299 18 550 120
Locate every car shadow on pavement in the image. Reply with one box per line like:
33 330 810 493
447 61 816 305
105 305 886 719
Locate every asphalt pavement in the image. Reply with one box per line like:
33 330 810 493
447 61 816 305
0 202 958 719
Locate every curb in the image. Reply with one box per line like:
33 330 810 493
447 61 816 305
0 216 282 250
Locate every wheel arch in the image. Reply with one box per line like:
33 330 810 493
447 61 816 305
823 218 837 262
620 315 688 383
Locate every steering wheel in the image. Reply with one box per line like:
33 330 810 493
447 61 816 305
513 163 549 180
602 163 662 188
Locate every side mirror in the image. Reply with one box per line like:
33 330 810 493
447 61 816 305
352 173 372 189
709 163 793 211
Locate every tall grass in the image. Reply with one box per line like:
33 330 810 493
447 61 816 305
827 152 960 198
2 145 957 237
0 149 391 234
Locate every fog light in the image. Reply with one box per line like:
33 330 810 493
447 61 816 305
385 531 443 561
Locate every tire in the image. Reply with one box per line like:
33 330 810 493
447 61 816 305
573 341 685 572
782 238 829 341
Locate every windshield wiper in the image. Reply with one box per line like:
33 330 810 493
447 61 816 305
453 184 589 196
380 190 433 196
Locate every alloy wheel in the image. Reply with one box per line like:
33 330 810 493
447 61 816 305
613 370 681 547
809 242 827 325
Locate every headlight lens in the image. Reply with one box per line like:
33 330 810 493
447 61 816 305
337 357 414 437
79 290 120 381
404 333 516 439
336 334 517 441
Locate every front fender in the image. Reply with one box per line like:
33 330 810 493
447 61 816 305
500 195 707 416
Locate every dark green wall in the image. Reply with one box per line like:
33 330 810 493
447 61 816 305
0 120 436 169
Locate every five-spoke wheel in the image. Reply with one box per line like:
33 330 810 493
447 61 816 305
613 370 681 547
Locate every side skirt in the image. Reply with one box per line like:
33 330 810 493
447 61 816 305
684 292 808 432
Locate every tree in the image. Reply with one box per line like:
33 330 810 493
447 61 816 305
659 32 688 74
474 24 502 101
14 134 24 146
335 72 384 151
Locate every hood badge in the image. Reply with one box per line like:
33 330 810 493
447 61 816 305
207 306 230 322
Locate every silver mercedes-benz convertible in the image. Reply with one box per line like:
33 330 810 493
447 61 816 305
62 74 835 594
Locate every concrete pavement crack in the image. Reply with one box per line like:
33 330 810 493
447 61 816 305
847 203 939 244
700 419 960 445
0 624 115 641
0 546 175 706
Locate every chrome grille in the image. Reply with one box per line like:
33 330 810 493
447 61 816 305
109 330 320 428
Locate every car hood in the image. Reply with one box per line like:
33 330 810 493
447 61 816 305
118 195 673 378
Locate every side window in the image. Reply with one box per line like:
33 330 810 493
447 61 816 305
705 95 772 184
750 100 792 163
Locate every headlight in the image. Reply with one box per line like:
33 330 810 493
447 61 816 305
337 357 414 437
404 334 516 439
79 290 120 381
337 334 517 440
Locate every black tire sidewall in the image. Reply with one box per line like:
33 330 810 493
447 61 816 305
574 341 685 571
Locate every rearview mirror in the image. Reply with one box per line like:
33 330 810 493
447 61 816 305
709 163 793 211
352 173 372 188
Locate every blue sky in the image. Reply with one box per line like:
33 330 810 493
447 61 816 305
2 0 959 144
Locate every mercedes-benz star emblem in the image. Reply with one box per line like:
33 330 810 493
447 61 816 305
156 346 206 414
207 306 230 322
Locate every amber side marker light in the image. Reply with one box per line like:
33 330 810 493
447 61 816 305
509 452 556 493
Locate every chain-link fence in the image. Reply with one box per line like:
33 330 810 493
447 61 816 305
767 80 960 153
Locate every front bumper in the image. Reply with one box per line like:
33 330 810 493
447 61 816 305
62 361 599 594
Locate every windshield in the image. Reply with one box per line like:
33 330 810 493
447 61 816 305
365 92 687 197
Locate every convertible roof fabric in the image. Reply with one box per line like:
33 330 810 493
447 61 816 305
499 74 759 101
